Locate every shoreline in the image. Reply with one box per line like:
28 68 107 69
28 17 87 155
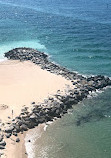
0 58 73 158
25 123 46 158
0 47 111 157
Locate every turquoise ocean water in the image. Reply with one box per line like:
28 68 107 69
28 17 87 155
0 0 111 157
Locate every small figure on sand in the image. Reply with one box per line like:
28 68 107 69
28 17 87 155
12 110 14 119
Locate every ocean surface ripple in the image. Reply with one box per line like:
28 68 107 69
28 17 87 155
0 0 111 157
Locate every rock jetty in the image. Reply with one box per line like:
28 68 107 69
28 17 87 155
0 47 110 149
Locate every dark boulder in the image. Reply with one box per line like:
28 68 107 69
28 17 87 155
0 141 6 146
0 135 3 142
16 138 20 142
38 117 46 123
20 124 28 131
27 122 36 129
5 133 11 138
0 146 5 149
16 120 23 126
55 109 60 116
15 125 20 133
45 114 52 122
13 132 18 136
5 126 14 133
30 114 37 120
31 102 35 105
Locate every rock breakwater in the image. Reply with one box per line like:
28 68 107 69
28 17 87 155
0 47 111 151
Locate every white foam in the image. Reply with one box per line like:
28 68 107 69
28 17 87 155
0 58 7 62
25 121 54 158
0 40 46 61
25 125 44 158
103 85 111 90
87 85 111 100
87 89 103 99
46 121 53 125
96 89 104 93
44 124 48 131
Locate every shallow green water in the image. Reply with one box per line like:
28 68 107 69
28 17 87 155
33 88 111 158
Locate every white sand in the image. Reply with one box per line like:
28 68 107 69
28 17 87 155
0 60 72 123
0 60 72 158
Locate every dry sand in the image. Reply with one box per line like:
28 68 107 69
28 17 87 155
0 60 72 158
3 133 27 158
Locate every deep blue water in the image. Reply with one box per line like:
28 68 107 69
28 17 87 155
0 0 111 76
0 0 111 158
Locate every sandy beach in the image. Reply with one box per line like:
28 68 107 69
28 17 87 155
0 60 72 122
0 48 110 158
0 60 72 158
3 132 27 158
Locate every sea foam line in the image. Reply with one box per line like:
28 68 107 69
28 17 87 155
25 121 54 158
87 85 111 99
0 40 46 62
25 125 43 158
